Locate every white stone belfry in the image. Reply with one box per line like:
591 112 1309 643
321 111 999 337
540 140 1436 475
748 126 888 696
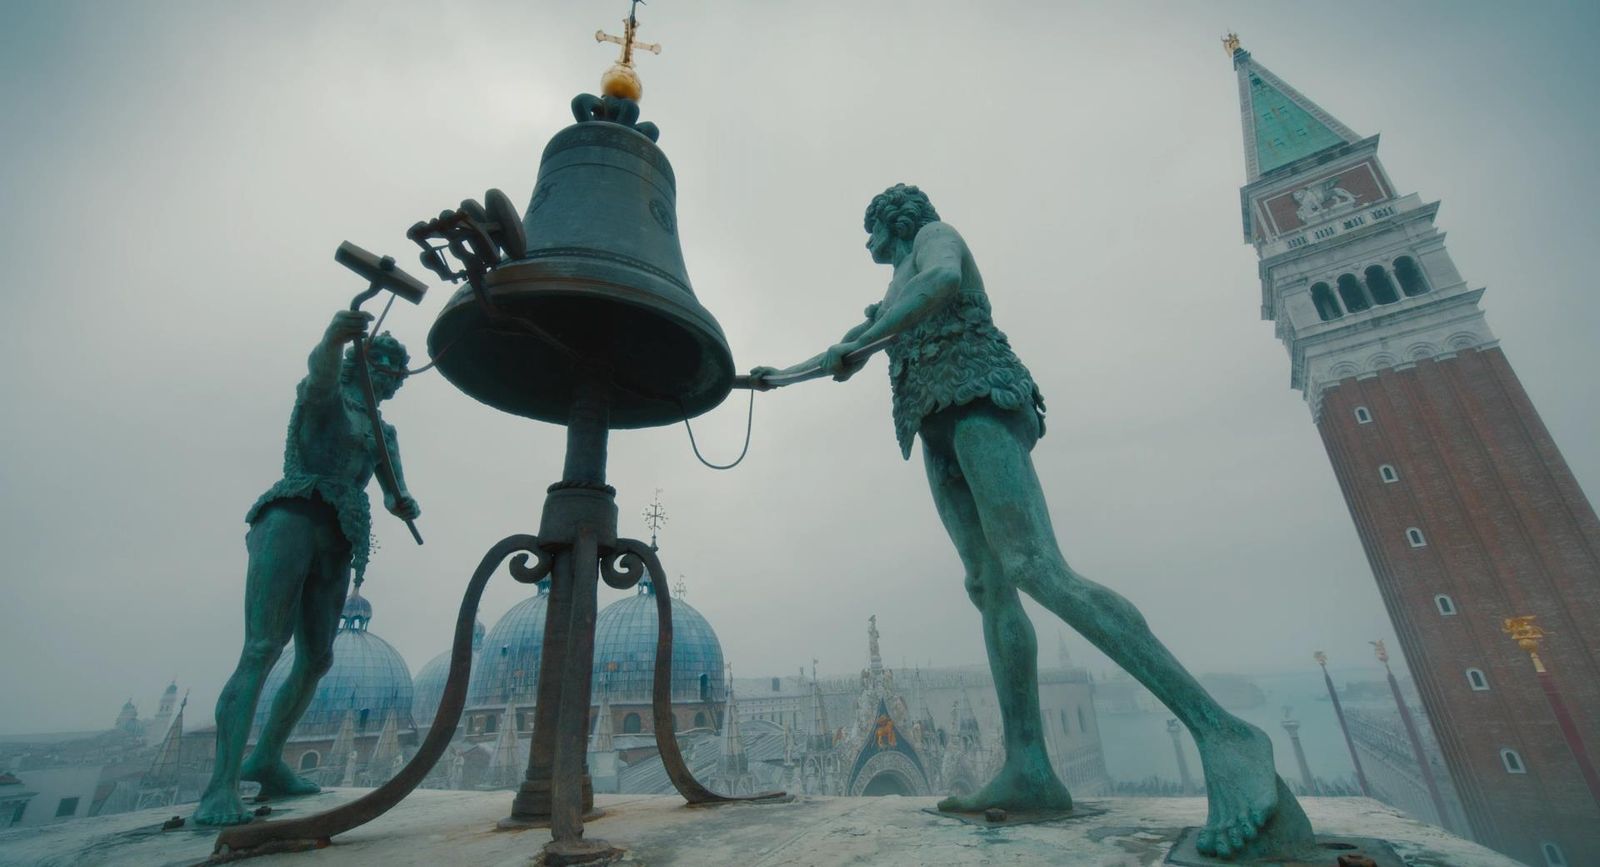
1230 43 1495 420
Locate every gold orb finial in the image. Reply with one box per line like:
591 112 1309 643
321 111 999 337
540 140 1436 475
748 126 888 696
1222 32 1242 57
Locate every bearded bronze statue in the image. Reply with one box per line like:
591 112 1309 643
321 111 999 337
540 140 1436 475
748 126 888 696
754 185 1312 860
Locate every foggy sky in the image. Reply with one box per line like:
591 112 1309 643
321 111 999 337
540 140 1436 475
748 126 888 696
2 0 1598 734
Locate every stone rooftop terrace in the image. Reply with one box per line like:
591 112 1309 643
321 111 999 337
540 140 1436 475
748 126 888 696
0 789 1520 866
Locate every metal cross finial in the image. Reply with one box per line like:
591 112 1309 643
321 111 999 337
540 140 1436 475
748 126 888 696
597 0 661 68
643 488 667 549
673 575 687 600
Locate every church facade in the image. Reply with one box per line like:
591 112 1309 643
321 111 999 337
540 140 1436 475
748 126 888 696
1229 37 1600 867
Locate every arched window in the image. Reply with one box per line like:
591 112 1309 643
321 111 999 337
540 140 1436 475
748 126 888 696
1077 707 1088 733
1310 282 1342 321
1543 841 1569 866
1466 668 1489 691
1501 748 1526 774
299 750 320 771
622 712 642 734
1406 527 1427 547
1365 265 1400 305
359 708 371 730
485 714 497 734
1336 273 1371 312
1435 594 1457 616
1354 406 1373 424
1394 256 1429 296
694 711 708 728
1379 464 1399 483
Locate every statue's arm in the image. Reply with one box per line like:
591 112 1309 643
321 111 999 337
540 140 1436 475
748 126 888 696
849 224 963 347
306 310 373 397
378 424 421 519
760 316 874 378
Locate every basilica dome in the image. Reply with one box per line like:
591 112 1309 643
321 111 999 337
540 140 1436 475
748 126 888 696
466 582 549 709
251 588 415 739
592 577 724 704
412 619 485 729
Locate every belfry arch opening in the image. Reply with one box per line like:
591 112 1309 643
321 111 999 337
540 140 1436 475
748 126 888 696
1311 282 1342 321
1337 274 1371 312
1395 256 1429 296
1366 265 1399 305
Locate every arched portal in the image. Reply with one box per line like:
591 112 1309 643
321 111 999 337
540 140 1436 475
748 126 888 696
861 771 915 796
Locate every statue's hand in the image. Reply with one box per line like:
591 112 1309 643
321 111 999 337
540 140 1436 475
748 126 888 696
325 310 373 346
386 494 421 521
746 366 780 391
822 341 866 382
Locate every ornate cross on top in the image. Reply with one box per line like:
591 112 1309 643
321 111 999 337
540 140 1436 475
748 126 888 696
597 1 661 66
596 0 661 100
642 488 668 549
673 575 688 600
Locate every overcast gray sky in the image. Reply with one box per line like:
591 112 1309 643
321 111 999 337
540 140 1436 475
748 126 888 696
2 1 1598 735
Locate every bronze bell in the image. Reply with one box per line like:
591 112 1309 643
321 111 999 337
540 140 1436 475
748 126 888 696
427 100 734 429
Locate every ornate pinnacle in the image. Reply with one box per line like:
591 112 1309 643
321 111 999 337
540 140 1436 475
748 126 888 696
1313 650 1327 667
1222 32 1242 56
596 0 661 101
1503 615 1549 673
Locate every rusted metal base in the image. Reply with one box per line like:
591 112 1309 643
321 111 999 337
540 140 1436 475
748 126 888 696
497 807 605 831
536 837 624 866
921 803 1107 827
1165 829 1404 866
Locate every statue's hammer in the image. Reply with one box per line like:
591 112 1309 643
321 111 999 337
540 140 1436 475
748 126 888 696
335 240 429 545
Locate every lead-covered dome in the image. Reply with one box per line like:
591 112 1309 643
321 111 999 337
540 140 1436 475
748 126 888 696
252 588 414 739
467 581 549 709
412 619 485 729
592 576 724 703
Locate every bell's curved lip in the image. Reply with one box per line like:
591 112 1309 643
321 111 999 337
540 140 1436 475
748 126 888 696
427 257 734 430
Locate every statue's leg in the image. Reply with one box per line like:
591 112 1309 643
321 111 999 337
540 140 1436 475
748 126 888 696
195 503 319 826
922 437 1071 814
949 407 1311 858
241 515 350 797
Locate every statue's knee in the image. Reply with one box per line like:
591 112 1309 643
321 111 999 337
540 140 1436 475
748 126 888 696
241 638 283 668
963 573 988 607
306 651 335 678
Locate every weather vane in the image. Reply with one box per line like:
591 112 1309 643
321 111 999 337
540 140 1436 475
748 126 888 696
596 0 662 101
643 488 668 549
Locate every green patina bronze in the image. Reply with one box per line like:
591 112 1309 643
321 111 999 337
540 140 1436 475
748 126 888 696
755 185 1314 860
195 310 420 827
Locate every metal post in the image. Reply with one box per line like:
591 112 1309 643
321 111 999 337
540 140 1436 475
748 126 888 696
1166 718 1193 793
1315 652 1371 796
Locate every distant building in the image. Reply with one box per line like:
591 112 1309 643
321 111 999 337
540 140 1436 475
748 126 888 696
1229 37 1600 866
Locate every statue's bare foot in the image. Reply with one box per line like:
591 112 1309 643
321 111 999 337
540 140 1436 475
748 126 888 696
935 762 1072 813
241 757 321 798
1193 723 1313 859
193 785 255 826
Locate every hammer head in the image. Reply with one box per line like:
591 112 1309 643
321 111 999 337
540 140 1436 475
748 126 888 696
335 241 429 305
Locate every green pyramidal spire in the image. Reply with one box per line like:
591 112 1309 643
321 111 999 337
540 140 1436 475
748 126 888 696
1228 35 1361 180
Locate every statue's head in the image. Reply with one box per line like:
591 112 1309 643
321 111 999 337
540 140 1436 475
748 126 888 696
864 184 939 264
342 332 410 401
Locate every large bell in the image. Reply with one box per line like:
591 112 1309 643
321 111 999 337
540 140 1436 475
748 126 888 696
428 107 734 429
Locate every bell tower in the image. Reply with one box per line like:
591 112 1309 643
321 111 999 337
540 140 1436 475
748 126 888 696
1229 36 1600 867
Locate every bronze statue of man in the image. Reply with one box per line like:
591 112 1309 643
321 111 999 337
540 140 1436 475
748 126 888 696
754 185 1310 859
195 310 420 826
